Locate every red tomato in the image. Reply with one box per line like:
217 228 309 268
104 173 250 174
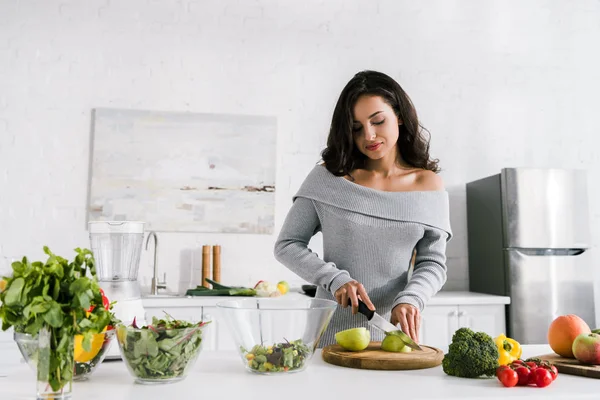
497 368 519 388
514 366 531 386
543 365 558 381
534 368 553 388
528 369 539 385
511 360 525 366
496 365 511 376
525 361 538 370
551 365 558 380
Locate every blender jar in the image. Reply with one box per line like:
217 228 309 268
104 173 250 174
88 221 145 281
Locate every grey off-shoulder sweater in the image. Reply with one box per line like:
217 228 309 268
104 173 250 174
274 164 452 347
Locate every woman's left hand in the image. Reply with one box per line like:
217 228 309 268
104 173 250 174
391 304 420 343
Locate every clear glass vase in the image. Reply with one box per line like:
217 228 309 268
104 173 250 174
36 327 74 400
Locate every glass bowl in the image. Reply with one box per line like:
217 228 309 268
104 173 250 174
216 298 337 374
115 321 209 384
14 330 115 381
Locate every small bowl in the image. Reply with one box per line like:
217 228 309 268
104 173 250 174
14 330 115 381
115 321 209 384
216 298 337 374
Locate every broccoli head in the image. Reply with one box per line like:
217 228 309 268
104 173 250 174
442 327 499 378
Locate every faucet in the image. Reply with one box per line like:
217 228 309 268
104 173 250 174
146 231 167 295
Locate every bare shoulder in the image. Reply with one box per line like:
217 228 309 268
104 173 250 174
415 170 445 191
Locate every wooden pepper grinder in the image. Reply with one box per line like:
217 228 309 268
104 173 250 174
201 245 211 288
212 245 221 283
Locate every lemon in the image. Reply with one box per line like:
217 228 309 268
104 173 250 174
277 281 290 295
0 279 6 292
74 333 105 363
335 327 370 351
381 334 412 353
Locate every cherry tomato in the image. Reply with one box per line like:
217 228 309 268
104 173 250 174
511 360 525 366
525 361 538 370
528 367 539 385
550 365 558 380
497 368 519 388
496 365 511 376
534 367 553 388
543 365 558 381
514 366 531 386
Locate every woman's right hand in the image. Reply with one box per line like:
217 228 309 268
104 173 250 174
334 280 376 314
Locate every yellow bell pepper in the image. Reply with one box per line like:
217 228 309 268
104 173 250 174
495 334 522 365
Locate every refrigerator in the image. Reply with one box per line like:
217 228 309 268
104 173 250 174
466 168 596 344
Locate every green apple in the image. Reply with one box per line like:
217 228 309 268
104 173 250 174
381 334 412 353
335 327 371 351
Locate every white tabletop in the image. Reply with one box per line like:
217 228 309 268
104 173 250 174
1 345 599 399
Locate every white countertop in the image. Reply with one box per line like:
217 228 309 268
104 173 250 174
1 345 597 399
141 290 510 308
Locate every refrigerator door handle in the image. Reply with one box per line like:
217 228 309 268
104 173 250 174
508 248 586 257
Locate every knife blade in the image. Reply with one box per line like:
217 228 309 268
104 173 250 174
352 299 423 351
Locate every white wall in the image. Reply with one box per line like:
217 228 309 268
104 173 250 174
1 1 600 305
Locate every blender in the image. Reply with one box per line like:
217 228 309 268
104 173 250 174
88 221 147 359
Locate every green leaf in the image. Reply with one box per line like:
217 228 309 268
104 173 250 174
134 330 159 358
69 278 90 296
77 292 91 311
23 296 52 319
43 302 64 328
4 277 25 306
82 331 93 352
157 338 180 355
12 260 26 276
57 331 71 352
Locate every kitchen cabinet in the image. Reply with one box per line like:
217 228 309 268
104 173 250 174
420 304 506 352
202 306 237 351
419 305 459 350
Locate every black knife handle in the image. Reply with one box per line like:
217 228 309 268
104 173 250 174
346 298 374 320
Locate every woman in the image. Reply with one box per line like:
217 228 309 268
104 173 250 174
274 70 452 347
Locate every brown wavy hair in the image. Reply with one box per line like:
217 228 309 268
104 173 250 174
321 70 439 177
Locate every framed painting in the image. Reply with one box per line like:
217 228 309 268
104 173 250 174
87 108 277 234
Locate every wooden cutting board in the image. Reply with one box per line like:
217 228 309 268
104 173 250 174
536 353 600 379
322 342 444 370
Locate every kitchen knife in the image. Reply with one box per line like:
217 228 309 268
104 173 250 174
351 299 423 351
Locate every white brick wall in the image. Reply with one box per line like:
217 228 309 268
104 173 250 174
1 1 600 312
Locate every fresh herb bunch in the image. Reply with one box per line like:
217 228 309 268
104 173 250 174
243 339 310 372
0 246 112 391
117 313 210 381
